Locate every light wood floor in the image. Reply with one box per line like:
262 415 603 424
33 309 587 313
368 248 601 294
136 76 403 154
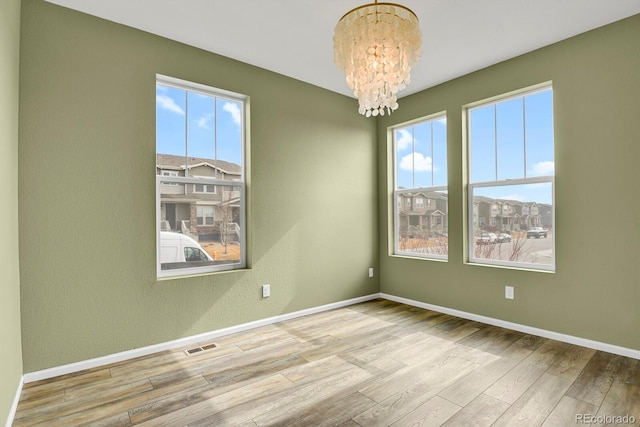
14 299 640 426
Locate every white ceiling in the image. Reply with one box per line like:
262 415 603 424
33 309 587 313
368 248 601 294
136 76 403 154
45 0 640 99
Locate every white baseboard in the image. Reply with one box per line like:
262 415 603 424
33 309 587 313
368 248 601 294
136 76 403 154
381 293 640 360
5 375 23 427
23 291 639 385
23 293 382 384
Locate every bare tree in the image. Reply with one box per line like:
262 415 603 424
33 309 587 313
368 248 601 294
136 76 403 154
219 189 234 255
507 233 531 262
399 233 448 256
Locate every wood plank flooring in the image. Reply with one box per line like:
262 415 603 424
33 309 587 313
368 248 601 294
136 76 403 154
13 299 640 426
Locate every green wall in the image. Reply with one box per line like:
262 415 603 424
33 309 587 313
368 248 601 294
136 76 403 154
378 14 640 350
0 0 23 422
16 0 640 378
19 0 378 372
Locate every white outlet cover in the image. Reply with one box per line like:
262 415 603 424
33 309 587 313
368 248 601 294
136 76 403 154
505 286 514 300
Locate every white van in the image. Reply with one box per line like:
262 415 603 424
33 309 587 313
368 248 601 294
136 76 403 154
160 231 214 264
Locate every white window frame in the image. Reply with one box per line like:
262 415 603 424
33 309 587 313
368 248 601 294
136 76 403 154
196 205 215 226
161 170 179 185
193 183 217 194
391 113 448 261
192 175 218 194
156 74 247 278
466 84 555 272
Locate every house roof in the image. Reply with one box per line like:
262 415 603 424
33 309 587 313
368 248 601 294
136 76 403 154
400 191 448 200
156 154 241 176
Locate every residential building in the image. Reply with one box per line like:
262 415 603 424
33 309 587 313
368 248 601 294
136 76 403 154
474 196 551 234
397 191 448 238
157 154 241 243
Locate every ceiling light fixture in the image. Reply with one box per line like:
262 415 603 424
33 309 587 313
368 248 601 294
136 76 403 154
334 0 422 117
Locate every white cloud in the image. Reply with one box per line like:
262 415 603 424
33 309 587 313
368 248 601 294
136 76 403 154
395 129 413 151
195 114 214 129
223 102 241 126
156 94 184 115
400 153 432 172
531 161 554 175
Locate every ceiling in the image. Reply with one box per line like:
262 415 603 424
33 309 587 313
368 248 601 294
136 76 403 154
45 0 640 99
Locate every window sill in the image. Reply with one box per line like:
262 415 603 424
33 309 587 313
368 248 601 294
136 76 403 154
390 253 448 263
157 266 250 281
465 261 555 274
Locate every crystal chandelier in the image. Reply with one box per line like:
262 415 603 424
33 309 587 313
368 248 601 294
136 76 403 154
334 1 422 117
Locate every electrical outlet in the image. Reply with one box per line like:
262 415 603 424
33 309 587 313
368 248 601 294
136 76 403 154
369 267 374 278
262 284 270 298
505 286 514 300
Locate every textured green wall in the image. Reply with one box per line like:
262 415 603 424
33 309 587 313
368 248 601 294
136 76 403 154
19 0 378 372
17 0 640 377
378 14 640 350
0 0 23 422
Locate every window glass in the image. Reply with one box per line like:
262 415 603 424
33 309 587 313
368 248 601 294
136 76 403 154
392 115 448 260
468 86 554 271
156 75 246 277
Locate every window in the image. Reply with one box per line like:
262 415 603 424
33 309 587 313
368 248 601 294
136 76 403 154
194 183 216 194
467 85 554 271
392 114 448 259
156 75 247 277
196 206 214 226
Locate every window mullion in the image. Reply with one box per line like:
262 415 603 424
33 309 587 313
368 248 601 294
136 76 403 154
185 90 189 178
430 121 434 187
411 126 415 188
214 97 218 179
493 104 498 180
523 96 527 178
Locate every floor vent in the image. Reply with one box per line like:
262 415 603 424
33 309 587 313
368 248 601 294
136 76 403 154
184 343 217 356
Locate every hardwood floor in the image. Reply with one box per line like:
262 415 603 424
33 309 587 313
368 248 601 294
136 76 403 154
13 299 640 426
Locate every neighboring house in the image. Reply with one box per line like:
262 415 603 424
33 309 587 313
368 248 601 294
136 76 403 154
157 154 241 244
474 196 551 233
538 204 553 228
397 191 448 238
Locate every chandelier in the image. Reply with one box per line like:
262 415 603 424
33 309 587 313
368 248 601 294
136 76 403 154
334 0 422 117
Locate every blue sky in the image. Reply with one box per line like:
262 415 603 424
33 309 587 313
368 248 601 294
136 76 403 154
396 89 554 204
470 89 554 204
395 116 447 190
156 84 242 166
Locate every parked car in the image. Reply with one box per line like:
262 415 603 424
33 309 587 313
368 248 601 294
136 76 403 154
476 232 497 244
160 231 214 263
496 233 512 243
527 227 548 238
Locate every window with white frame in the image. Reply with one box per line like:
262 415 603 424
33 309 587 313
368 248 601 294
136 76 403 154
193 183 216 194
196 206 215 226
156 75 247 277
392 114 448 259
467 84 554 271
